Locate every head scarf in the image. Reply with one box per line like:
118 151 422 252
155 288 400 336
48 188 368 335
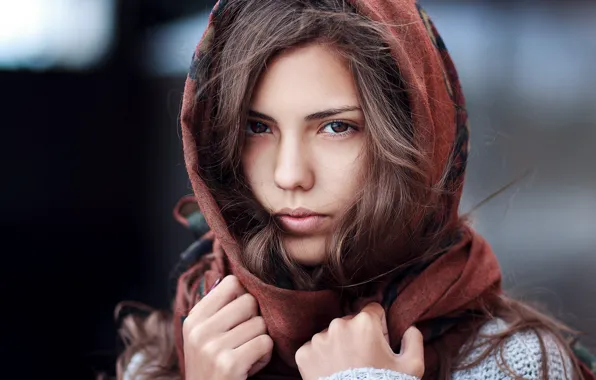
175 0 502 378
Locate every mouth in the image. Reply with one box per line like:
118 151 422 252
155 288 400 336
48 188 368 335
274 208 327 235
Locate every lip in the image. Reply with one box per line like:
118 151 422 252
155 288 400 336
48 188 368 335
275 208 327 234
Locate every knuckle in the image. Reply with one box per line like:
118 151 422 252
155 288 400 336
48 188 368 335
182 311 201 337
311 331 324 346
201 339 220 358
257 334 274 351
411 327 424 341
223 275 240 289
354 311 367 321
294 345 309 366
354 313 374 328
182 317 193 337
214 351 236 376
242 293 258 312
328 318 344 332
370 302 383 313
186 326 206 348
361 303 383 318
253 316 267 332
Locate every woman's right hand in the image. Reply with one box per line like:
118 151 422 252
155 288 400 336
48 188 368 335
183 275 274 380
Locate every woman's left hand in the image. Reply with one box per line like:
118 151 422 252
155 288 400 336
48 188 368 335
295 303 425 380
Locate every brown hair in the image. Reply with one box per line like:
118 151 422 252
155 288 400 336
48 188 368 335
197 0 433 292
112 1 586 379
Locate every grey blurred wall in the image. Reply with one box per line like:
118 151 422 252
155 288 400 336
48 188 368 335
425 2 596 345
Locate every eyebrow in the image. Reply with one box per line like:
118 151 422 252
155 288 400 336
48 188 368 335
248 106 362 123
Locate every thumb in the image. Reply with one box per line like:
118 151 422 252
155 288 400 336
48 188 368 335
396 326 425 379
398 326 424 358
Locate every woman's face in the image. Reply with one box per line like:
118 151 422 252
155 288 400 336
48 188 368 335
242 43 366 266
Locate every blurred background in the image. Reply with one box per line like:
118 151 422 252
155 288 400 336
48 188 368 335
1 0 594 378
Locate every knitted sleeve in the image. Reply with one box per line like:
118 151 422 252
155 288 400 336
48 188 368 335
321 319 574 380
452 318 574 380
124 320 573 380
318 368 419 380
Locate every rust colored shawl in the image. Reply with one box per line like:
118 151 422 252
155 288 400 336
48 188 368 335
173 1 503 379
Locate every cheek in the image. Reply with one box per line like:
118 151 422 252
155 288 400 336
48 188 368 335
313 138 365 199
242 140 275 202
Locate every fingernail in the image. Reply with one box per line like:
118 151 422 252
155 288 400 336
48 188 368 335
208 277 222 293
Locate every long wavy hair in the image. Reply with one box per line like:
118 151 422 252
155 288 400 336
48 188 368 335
112 1 586 379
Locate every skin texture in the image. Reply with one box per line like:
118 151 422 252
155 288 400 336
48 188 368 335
242 43 366 266
183 276 424 379
182 44 424 379
183 276 274 380
295 303 425 380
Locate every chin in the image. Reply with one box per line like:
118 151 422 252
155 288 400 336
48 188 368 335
283 235 327 266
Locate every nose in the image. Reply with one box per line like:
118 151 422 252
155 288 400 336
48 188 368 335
274 135 314 191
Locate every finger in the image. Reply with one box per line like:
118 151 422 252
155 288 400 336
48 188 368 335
207 292 259 332
187 275 246 322
360 302 385 322
247 344 273 376
294 340 312 369
218 316 267 349
234 334 274 374
398 326 424 359
360 303 389 343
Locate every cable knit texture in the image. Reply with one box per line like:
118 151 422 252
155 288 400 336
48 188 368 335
318 319 573 380
452 318 573 379
124 319 573 380
319 368 419 380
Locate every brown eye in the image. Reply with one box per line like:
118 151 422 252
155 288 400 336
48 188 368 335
246 121 270 134
321 121 355 135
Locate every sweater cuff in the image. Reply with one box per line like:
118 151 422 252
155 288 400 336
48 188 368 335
319 368 420 380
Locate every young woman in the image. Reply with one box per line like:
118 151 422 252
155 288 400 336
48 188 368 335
115 0 596 379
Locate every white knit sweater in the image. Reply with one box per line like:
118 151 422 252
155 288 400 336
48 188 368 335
322 319 574 380
124 319 573 380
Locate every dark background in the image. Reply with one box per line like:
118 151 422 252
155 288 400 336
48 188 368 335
1 1 594 378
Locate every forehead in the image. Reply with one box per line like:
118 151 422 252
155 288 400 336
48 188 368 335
250 43 360 114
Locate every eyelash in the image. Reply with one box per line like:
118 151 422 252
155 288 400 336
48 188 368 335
245 121 271 135
245 120 359 138
320 120 358 138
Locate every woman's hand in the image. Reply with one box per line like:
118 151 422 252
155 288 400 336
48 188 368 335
182 275 274 380
295 303 424 380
